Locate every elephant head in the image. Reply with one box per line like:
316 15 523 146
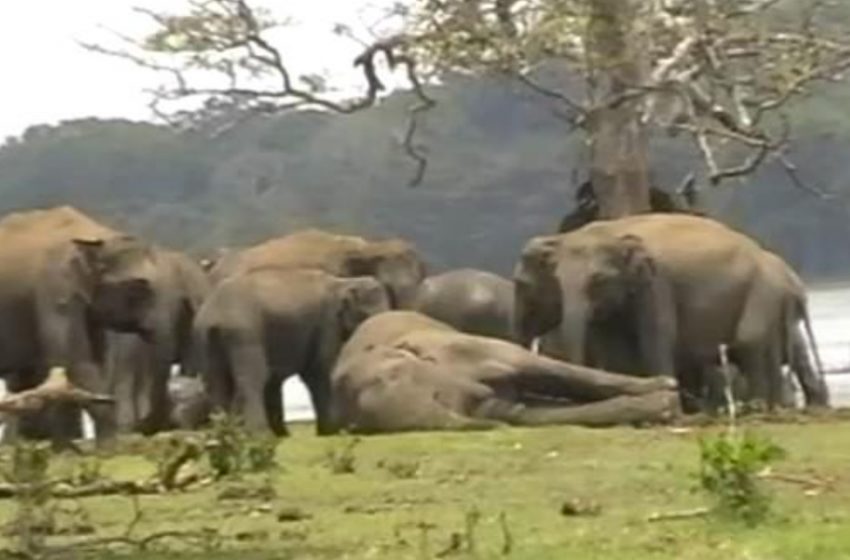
344 240 426 309
514 235 563 348
73 235 159 337
336 276 392 338
516 231 671 370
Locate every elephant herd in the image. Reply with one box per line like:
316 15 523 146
0 206 828 445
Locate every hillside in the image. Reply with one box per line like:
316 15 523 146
1 74 850 279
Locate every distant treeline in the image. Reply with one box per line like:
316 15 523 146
1 74 850 281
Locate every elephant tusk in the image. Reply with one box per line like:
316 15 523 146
530 338 541 354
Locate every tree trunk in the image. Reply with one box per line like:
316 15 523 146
585 0 651 218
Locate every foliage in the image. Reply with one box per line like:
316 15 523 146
204 413 278 479
3 81 850 279
698 430 787 525
1 443 53 556
86 0 850 196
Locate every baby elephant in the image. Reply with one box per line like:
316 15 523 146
193 268 390 435
414 268 516 341
329 311 679 434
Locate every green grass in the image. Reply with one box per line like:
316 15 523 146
2 418 850 559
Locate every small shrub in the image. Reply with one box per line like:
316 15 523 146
245 436 278 473
324 437 360 474
204 413 278 479
205 413 246 479
698 430 786 525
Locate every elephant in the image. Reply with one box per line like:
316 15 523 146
327 311 679 434
413 269 515 341
104 249 211 434
0 206 189 445
514 213 809 412
193 268 390 435
206 229 425 308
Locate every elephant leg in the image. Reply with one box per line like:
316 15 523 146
736 340 783 410
229 340 271 433
301 368 333 436
466 339 676 402
263 375 288 437
201 329 233 415
136 362 172 436
484 391 679 427
70 362 117 445
112 363 139 434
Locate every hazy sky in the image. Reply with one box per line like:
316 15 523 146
0 0 400 139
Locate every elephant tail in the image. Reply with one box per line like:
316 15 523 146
790 298 830 407
798 302 825 379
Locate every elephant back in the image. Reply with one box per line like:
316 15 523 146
0 206 120 285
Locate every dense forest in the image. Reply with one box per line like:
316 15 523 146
2 74 850 281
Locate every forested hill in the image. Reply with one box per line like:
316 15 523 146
2 74 850 281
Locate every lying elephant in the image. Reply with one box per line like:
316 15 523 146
328 311 679 434
414 268 515 341
206 229 426 308
193 268 390 435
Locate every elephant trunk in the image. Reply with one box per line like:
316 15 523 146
513 293 540 349
558 298 590 364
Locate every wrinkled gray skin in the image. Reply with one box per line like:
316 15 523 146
328 311 679 434
194 268 390 435
515 214 813 412
0 207 187 446
104 250 210 435
414 269 515 341
206 229 425 309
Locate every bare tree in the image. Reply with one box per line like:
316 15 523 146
85 0 850 214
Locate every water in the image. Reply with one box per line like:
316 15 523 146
2 286 850 431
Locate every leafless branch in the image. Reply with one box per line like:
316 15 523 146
778 153 835 199
513 72 586 126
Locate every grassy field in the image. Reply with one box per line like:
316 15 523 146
1 416 850 559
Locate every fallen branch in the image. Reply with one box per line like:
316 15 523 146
0 368 114 416
758 471 836 491
0 472 207 500
646 507 710 522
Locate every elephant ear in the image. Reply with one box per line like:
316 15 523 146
516 235 561 280
616 234 656 287
337 279 388 337
72 237 108 274
617 234 677 375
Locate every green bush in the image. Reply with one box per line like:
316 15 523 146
205 413 278 479
698 431 786 525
